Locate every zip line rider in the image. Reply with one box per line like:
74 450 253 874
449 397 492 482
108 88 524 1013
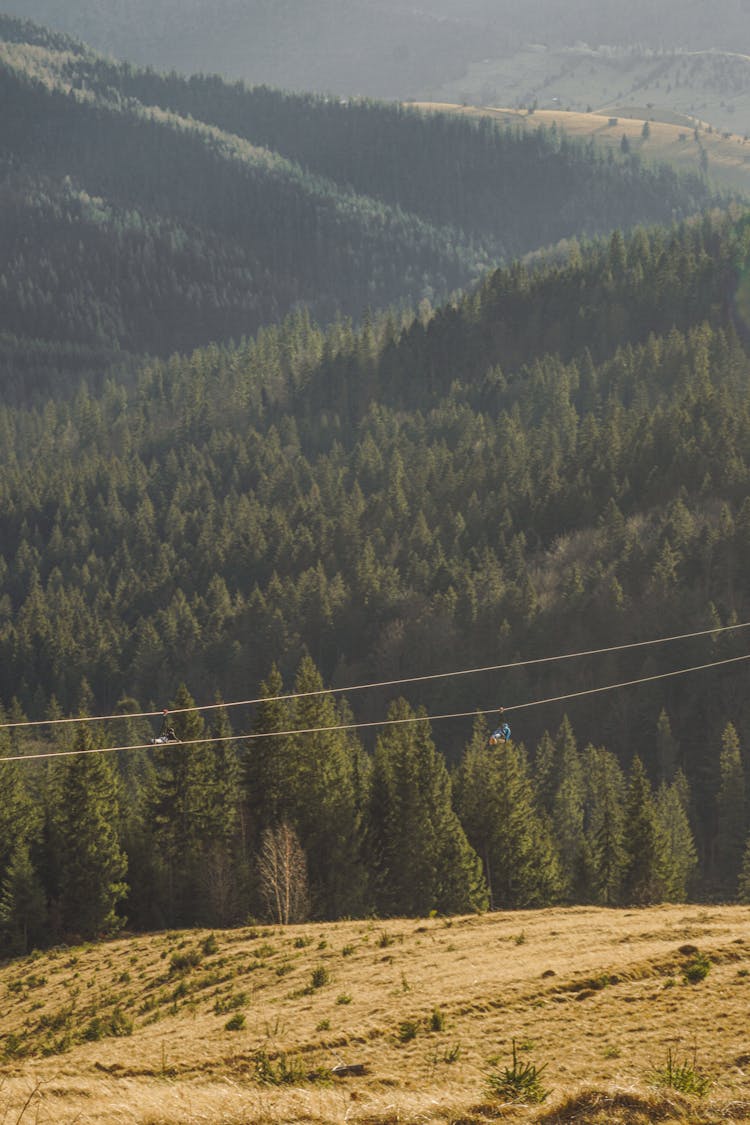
488 707 511 746
150 709 180 745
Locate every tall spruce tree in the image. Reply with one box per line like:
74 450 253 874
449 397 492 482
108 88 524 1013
656 774 697 901
56 726 128 937
366 699 486 916
199 704 244 926
288 657 369 919
148 684 212 925
0 841 47 955
552 718 589 901
582 745 626 905
715 723 746 895
622 756 665 905
455 717 560 909
245 664 295 849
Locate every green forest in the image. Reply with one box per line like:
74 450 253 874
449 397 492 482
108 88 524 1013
0 16 716 398
3 16 750 953
4 207 750 947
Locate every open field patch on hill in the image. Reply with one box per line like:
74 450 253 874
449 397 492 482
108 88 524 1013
2 904 750 1123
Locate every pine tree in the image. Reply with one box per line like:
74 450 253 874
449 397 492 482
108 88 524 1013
0 841 47 955
200 704 245 926
0 751 37 878
622 756 664 905
57 726 128 937
715 723 746 895
287 656 369 918
455 718 560 910
148 684 212 925
552 718 589 901
656 777 697 901
367 699 486 916
245 664 295 847
583 745 626 905
533 730 557 815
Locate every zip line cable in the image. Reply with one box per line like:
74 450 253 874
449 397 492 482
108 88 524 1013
2 649 748 764
0 619 748 734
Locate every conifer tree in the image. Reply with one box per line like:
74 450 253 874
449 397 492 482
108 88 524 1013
0 841 47 955
367 699 486 916
455 717 560 909
201 704 245 925
57 726 128 937
583 745 626 905
714 723 746 894
0 750 37 879
148 684 212 924
622 756 665 905
533 729 557 815
288 656 368 918
245 664 295 847
656 776 697 901
552 718 589 900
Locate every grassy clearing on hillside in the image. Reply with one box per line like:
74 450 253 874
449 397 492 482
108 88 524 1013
425 46 750 140
1 905 750 1123
413 103 750 197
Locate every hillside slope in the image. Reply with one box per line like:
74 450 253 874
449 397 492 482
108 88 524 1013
2 209 750 862
6 0 750 101
431 44 750 139
415 102 750 197
0 16 716 398
1 906 749 1123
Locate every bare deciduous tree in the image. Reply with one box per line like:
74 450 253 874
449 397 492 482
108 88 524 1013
257 822 309 924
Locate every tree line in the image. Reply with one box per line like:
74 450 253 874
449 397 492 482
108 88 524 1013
3 666 750 955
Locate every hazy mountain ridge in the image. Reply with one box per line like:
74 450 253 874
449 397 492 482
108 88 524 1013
5 0 750 102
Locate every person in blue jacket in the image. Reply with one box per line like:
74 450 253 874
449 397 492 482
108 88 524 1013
488 707 511 746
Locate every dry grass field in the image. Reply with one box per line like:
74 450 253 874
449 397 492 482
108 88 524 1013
413 102 750 197
2 904 750 1123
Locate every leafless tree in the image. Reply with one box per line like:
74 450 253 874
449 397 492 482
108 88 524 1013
257 822 309 925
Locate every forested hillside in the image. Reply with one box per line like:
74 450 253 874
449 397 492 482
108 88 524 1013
4 210 750 945
0 16 716 397
5 0 750 97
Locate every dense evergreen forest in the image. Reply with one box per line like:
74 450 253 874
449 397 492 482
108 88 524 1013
3 15 750 954
0 16 716 398
4 206 750 947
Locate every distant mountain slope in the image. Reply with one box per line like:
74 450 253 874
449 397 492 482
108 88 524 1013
430 43 750 140
5 0 750 101
0 16 719 398
2 207 750 764
0 0 488 97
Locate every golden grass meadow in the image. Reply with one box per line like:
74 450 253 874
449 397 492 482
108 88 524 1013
2 903 750 1123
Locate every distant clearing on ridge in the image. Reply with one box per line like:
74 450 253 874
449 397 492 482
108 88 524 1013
2 904 750 1123
424 45 750 140
414 102 750 197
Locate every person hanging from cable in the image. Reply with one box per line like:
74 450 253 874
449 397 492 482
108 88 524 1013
150 709 180 745
487 707 511 746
